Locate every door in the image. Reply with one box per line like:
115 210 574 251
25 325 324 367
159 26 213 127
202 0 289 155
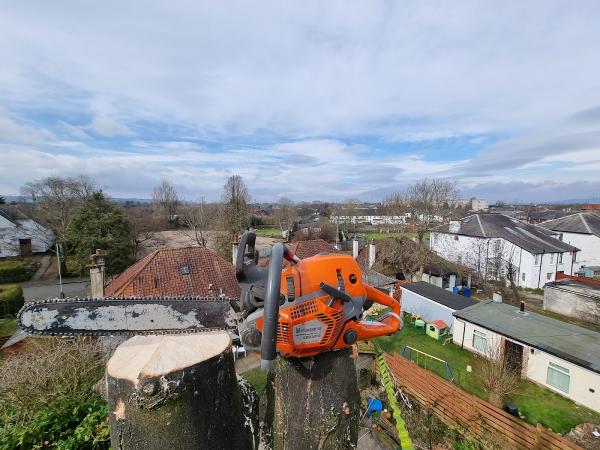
504 340 523 373
19 239 32 256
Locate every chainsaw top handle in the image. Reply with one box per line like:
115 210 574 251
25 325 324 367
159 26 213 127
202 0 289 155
236 231 257 279
261 242 284 372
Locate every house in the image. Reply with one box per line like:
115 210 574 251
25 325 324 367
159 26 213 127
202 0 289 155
105 246 240 298
470 198 488 212
430 214 579 289
296 222 322 236
526 209 570 224
453 301 600 413
0 206 54 257
539 212 600 273
401 281 477 331
544 277 600 326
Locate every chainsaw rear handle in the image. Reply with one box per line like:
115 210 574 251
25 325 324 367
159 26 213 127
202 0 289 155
236 231 257 279
261 242 284 372
354 284 402 340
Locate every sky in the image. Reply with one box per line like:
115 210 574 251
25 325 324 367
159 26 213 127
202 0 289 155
1 1 600 203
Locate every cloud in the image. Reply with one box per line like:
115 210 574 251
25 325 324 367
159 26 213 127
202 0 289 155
89 115 133 137
1 2 600 201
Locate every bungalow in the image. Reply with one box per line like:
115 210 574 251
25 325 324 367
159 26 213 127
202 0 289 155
453 301 600 413
539 212 600 274
401 281 477 332
430 214 579 289
0 206 53 257
544 277 600 326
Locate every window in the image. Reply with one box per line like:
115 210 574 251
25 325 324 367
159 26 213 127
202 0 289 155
521 273 526 282
550 254 554 264
473 330 487 353
547 272 552 281
454 235 459 241
534 254 540 265
546 362 570 393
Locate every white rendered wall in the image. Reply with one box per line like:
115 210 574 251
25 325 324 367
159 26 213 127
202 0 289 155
558 232 600 272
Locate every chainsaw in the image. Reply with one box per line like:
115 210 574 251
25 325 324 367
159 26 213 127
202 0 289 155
235 231 401 371
16 231 400 372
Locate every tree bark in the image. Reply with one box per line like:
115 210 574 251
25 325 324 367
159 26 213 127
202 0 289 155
266 348 360 450
106 333 258 450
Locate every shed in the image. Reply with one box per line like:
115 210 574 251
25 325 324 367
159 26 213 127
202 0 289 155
426 319 449 340
401 282 477 331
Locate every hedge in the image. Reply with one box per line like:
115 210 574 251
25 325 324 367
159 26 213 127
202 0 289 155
0 285 25 319
0 260 37 283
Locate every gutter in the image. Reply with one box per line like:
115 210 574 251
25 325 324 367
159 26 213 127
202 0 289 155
518 247 523 286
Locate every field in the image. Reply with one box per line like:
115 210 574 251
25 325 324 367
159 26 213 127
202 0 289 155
376 323 600 434
362 231 429 241
137 230 279 258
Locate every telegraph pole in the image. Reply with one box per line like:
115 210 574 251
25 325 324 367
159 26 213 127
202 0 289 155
56 242 65 298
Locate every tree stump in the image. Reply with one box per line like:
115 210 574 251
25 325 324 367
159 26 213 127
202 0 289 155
106 332 258 450
266 348 360 449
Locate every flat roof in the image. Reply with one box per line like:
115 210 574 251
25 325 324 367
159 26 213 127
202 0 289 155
402 281 478 311
454 301 600 374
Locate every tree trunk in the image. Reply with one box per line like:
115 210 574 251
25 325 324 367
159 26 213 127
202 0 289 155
106 333 258 450
266 348 360 450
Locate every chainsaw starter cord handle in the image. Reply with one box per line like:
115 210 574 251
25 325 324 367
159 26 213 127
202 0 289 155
283 245 301 264
261 242 284 372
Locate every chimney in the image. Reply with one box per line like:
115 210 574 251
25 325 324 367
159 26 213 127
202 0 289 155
520 301 525 313
352 240 359 259
449 221 460 233
368 243 376 268
492 292 502 303
90 249 106 298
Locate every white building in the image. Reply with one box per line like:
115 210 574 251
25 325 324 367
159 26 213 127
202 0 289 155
453 301 600 413
330 213 409 226
0 207 54 257
539 212 600 273
470 198 488 211
430 214 579 289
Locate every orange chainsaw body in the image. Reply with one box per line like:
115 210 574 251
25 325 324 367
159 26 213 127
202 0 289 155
255 253 400 357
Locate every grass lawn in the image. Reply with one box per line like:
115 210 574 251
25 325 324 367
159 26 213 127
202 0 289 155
0 318 17 337
375 321 600 434
363 231 429 241
255 227 283 239
241 367 268 397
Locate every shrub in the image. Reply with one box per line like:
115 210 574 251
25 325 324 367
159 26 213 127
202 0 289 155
0 285 24 319
0 337 110 449
0 260 37 283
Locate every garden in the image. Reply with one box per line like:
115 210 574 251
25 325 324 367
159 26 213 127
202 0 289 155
375 319 600 434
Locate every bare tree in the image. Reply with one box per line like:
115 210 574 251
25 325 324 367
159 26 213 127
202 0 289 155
273 197 297 237
182 197 214 247
20 175 97 244
474 344 520 408
386 179 458 244
152 181 180 224
372 237 433 281
221 175 249 237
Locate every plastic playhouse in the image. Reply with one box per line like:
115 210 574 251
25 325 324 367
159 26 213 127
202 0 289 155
426 319 449 340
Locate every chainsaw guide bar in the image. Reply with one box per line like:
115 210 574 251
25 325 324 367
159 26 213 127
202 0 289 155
18 296 236 337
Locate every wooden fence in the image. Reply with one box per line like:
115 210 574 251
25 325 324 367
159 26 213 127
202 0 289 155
384 353 582 450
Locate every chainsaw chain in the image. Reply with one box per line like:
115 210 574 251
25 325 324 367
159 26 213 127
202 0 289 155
18 296 238 337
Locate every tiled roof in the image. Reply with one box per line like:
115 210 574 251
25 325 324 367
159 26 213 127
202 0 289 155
289 239 338 260
105 247 240 298
539 212 600 238
434 214 579 254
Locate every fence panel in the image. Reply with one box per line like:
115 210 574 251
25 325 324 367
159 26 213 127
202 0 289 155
384 353 582 450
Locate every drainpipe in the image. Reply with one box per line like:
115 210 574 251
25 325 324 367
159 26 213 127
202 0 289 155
517 247 523 286
571 251 576 275
458 318 466 349
537 251 544 288
555 252 559 279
